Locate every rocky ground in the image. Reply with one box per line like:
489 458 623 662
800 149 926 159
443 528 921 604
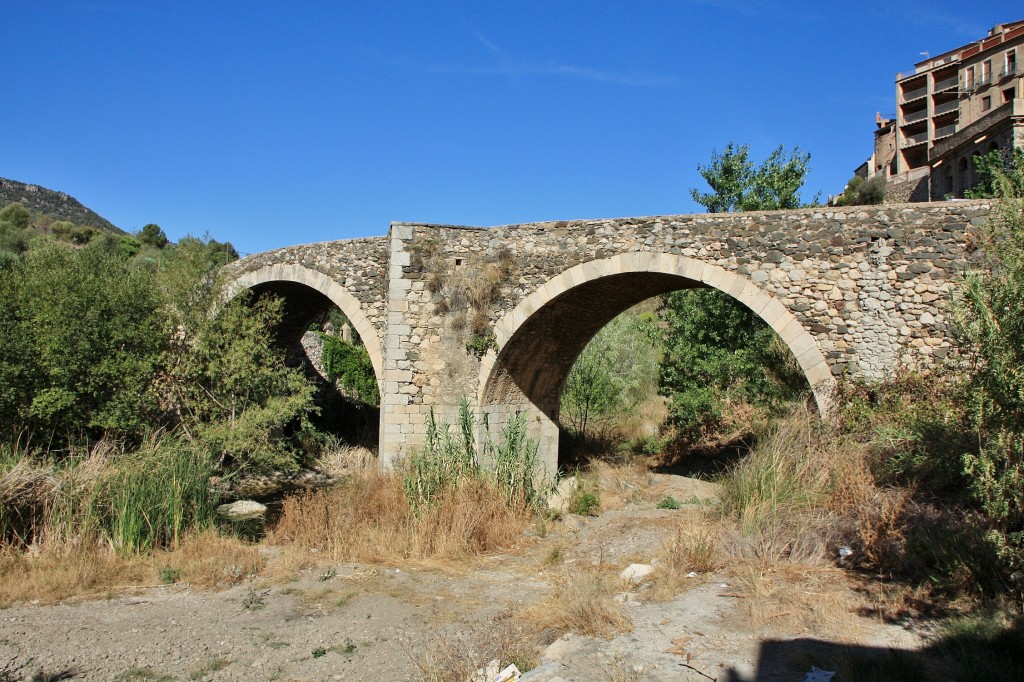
0 474 923 682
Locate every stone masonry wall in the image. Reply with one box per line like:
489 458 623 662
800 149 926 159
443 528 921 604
222 201 993 469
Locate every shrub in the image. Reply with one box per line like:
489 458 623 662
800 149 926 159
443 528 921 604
657 495 680 510
320 334 379 406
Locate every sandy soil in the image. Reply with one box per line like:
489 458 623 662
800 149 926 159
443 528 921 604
0 474 922 682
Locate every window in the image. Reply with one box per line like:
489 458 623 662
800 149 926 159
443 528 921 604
1006 88 1016 104
981 96 992 111
1008 50 1018 76
965 66 975 89
982 60 992 84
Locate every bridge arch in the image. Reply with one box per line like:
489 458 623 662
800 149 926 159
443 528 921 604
224 263 384 386
477 252 834 472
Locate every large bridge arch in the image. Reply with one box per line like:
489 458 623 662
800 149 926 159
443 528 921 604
224 263 384 387
477 252 835 474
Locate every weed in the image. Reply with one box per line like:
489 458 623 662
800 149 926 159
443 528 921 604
159 565 179 584
527 569 631 638
657 496 680 510
335 637 357 655
545 545 563 565
311 647 327 659
240 587 268 610
465 331 496 357
318 566 337 582
570 492 600 517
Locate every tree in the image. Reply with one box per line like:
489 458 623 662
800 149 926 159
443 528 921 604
0 242 164 440
560 311 660 439
0 203 31 231
835 175 886 206
138 223 169 249
660 142 814 441
691 142 817 213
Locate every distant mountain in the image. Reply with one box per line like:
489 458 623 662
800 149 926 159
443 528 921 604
0 177 123 234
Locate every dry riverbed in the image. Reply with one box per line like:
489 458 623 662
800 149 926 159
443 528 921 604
0 474 924 682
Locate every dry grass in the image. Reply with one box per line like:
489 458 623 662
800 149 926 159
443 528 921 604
526 568 632 639
647 515 722 600
415 610 542 682
725 560 862 637
582 459 657 511
314 443 375 479
0 544 149 605
154 529 263 588
267 468 535 567
0 530 262 605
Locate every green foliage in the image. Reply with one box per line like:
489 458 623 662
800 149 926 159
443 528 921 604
465 331 496 357
658 289 807 437
0 242 164 440
835 175 886 206
405 401 478 510
138 223 169 249
560 311 661 439
569 490 600 516
160 565 180 584
656 495 680 510
835 376 974 493
91 439 215 555
0 203 31 230
965 149 1024 199
320 334 379 406
489 410 541 506
953 160 1024 585
690 141 817 213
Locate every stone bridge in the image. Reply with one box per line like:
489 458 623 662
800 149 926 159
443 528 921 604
223 201 991 476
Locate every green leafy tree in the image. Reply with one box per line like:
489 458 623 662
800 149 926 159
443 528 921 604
659 290 805 435
835 175 886 206
320 334 380 406
153 238 314 473
662 142 814 440
560 311 661 439
691 142 817 212
0 242 164 440
0 203 31 231
138 223 169 249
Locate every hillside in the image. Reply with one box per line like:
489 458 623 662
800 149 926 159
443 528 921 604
0 177 123 234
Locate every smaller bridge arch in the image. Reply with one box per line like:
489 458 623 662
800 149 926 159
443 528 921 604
477 252 835 473
224 263 384 386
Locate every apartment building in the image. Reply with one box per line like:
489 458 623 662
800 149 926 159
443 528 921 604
865 19 1023 201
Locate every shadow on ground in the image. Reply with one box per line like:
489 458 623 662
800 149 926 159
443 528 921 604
722 615 1024 682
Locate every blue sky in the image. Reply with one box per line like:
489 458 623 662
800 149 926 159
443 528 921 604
3 1 1017 254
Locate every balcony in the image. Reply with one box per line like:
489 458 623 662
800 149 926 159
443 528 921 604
902 109 928 124
901 86 928 103
934 124 957 140
934 100 959 115
1001 63 1019 79
902 131 929 148
934 76 959 92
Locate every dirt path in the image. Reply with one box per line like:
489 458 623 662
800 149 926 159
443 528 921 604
0 476 922 682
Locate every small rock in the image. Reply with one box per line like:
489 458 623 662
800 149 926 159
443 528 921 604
215 500 267 521
546 477 579 513
620 564 654 583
